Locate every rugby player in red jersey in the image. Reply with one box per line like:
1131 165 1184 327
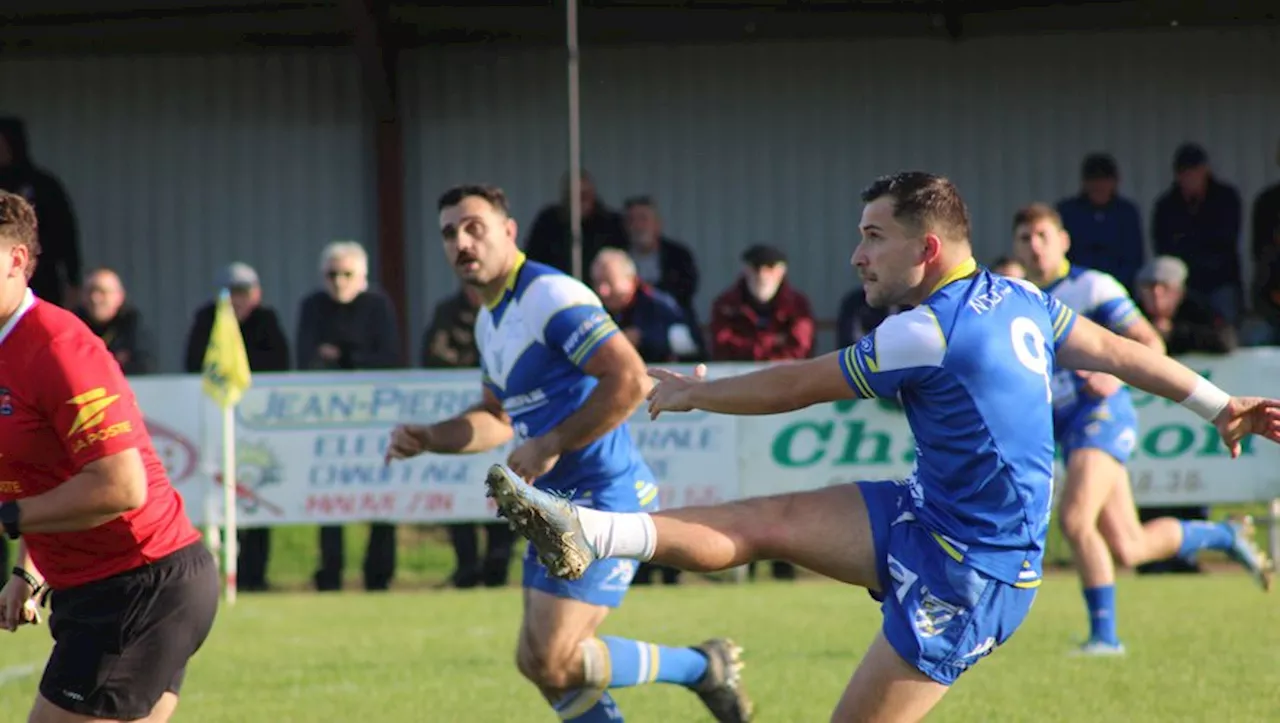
0 191 218 723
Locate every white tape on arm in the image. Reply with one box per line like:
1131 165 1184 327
1181 376 1231 422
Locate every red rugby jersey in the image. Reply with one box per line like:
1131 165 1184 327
0 291 201 589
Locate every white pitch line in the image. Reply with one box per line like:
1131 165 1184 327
0 662 40 686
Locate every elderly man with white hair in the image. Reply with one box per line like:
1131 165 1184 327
590 248 704 365
295 240 402 592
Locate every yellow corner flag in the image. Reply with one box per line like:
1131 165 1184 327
202 289 252 408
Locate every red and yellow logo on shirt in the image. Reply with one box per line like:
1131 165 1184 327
66 388 132 453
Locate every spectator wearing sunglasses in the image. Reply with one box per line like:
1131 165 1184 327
295 240 403 593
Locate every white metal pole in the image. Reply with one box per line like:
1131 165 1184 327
567 0 583 281
222 405 239 606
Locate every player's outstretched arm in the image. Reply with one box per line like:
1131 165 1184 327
648 352 855 418
386 387 513 462
1057 315 1280 456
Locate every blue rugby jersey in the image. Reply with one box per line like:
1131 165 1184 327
839 260 1077 587
476 253 645 492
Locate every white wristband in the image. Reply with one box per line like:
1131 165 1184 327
1180 376 1230 422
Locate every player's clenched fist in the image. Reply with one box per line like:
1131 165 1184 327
0 577 40 633
385 424 431 465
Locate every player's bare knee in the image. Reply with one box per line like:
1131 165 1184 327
1108 537 1145 568
519 645 579 691
1058 505 1098 546
748 493 805 561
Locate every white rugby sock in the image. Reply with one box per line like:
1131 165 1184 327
576 508 657 561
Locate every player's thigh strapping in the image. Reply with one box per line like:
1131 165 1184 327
858 479 1036 686
523 466 660 608
40 542 220 720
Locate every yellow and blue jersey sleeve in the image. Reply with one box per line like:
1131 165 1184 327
1044 293 1077 350
1084 273 1141 333
545 306 619 367
837 308 946 399
528 275 620 368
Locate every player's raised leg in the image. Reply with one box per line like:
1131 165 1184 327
1097 470 1272 590
1057 447 1128 652
487 464 880 588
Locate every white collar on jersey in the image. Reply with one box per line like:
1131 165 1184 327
0 289 36 347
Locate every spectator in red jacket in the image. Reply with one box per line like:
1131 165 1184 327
709 244 814 363
708 244 814 582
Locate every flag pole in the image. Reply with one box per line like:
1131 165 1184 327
222 403 238 606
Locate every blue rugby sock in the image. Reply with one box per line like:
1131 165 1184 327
1176 520 1235 560
596 636 708 688
554 690 623 721
1083 585 1118 645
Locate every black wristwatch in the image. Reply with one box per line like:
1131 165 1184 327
0 501 21 540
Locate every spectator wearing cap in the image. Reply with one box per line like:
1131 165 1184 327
1245 137 1280 346
1055 152 1146 291
709 244 814 583
183 262 291 592
709 244 814 363
1152 143 1244 325
1134 255 1236 356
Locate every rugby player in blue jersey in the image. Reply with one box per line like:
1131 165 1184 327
385 185 751 722
1013 203 1270 656
486 172 1280 722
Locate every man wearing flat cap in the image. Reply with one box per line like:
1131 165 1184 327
183 261 291 591
1056 152 1145 291
1134 255 1236 356
708 243 815 582
1152 143 1244 325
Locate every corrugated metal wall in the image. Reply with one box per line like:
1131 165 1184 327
0 52 372 372
402 27 1280 352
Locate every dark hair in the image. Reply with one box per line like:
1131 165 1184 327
623 195 657 211
1011 202 1063 232
860 171 970 242
437 184 511 214
0 190 39 279
990 255 1022 269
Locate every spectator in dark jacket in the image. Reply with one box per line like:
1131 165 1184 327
296 241 401 372
623 196 701 314
297 241 402 592
75 268 154 375
1056 153 1146 291
0 117 80 307
1246 141 1280 345
184 262 291 375
1135 256 1236 356
1152 143 1244 324
591 248 703 365
523 170 628 281
420 285 516 589
710 245 814 363
183 262 290 591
